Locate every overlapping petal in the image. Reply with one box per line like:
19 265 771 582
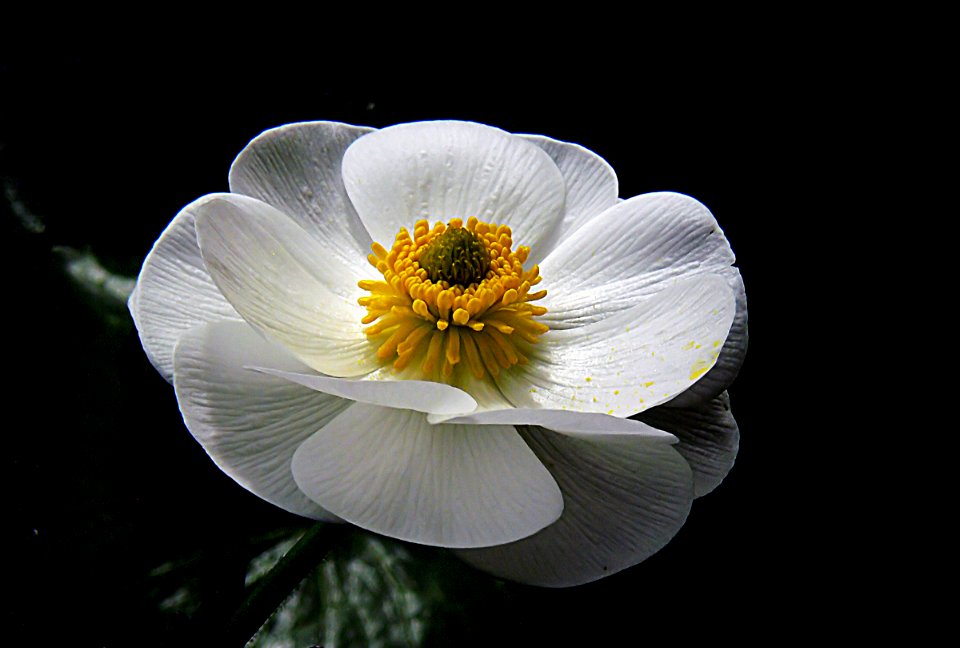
496 274 736 416
128 201 242 382
193 192 377 377
173 320 348 520
229 120 376 259
637 391 740 497
519 133 619 246
252 367 476 416
341 121 567 264
455 426 693 587
291 403 563 549
537 191 747 403
665 268 748 407
539 191 736 329
429 407 676 440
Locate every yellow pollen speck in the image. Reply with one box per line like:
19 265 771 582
690 359 712 380
682 341 696 350
614 390 620 395
592 397 598 402
643 381 655 388
585 377 592 382
713 340 722 347
357 216 549 383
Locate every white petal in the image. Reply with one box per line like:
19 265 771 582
497 274 736 416
540 192 736 330
429 408 675 441
456 426 693 587
341 121 566 263
229 120 376 255
173 320 350 520
520 134 618 246
251 367 476 416
666 268 748 407
638 392 740 497
128 199 242 381
193 193 378 377
291 403 563 548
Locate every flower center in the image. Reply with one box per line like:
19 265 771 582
418 226 490 286
358 217 548 382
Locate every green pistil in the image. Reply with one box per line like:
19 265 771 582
418 227 490 286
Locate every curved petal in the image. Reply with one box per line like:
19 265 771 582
497 274 736 416
128 200 242 381
519 134 618 246
291 403 563 548
428 408 675 441
173 320 350 520
455 425 693 587
229 120 376 257
341 121 566 264
540 192 736 330
251 367 476 416
193 193 379 377
666 268 747 407
636 392 740 498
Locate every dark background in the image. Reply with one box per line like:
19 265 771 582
3 60 812 646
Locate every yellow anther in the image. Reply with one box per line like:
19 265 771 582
437 289 455 317
452 308 470 326
483 318 514 334
371 242 389 259
412 299 434 321
363 313 399 336
526 289 547 301
466 297 483 316
358 279 386 291
502 289 518 306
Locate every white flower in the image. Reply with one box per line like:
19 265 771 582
129 121 747 587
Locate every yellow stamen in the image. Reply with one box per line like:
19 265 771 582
474 334 501 376
460 332 485 379
421 330 445 374
445 327 461 365
358 216 549 382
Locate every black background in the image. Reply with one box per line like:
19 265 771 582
3 59 812 646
